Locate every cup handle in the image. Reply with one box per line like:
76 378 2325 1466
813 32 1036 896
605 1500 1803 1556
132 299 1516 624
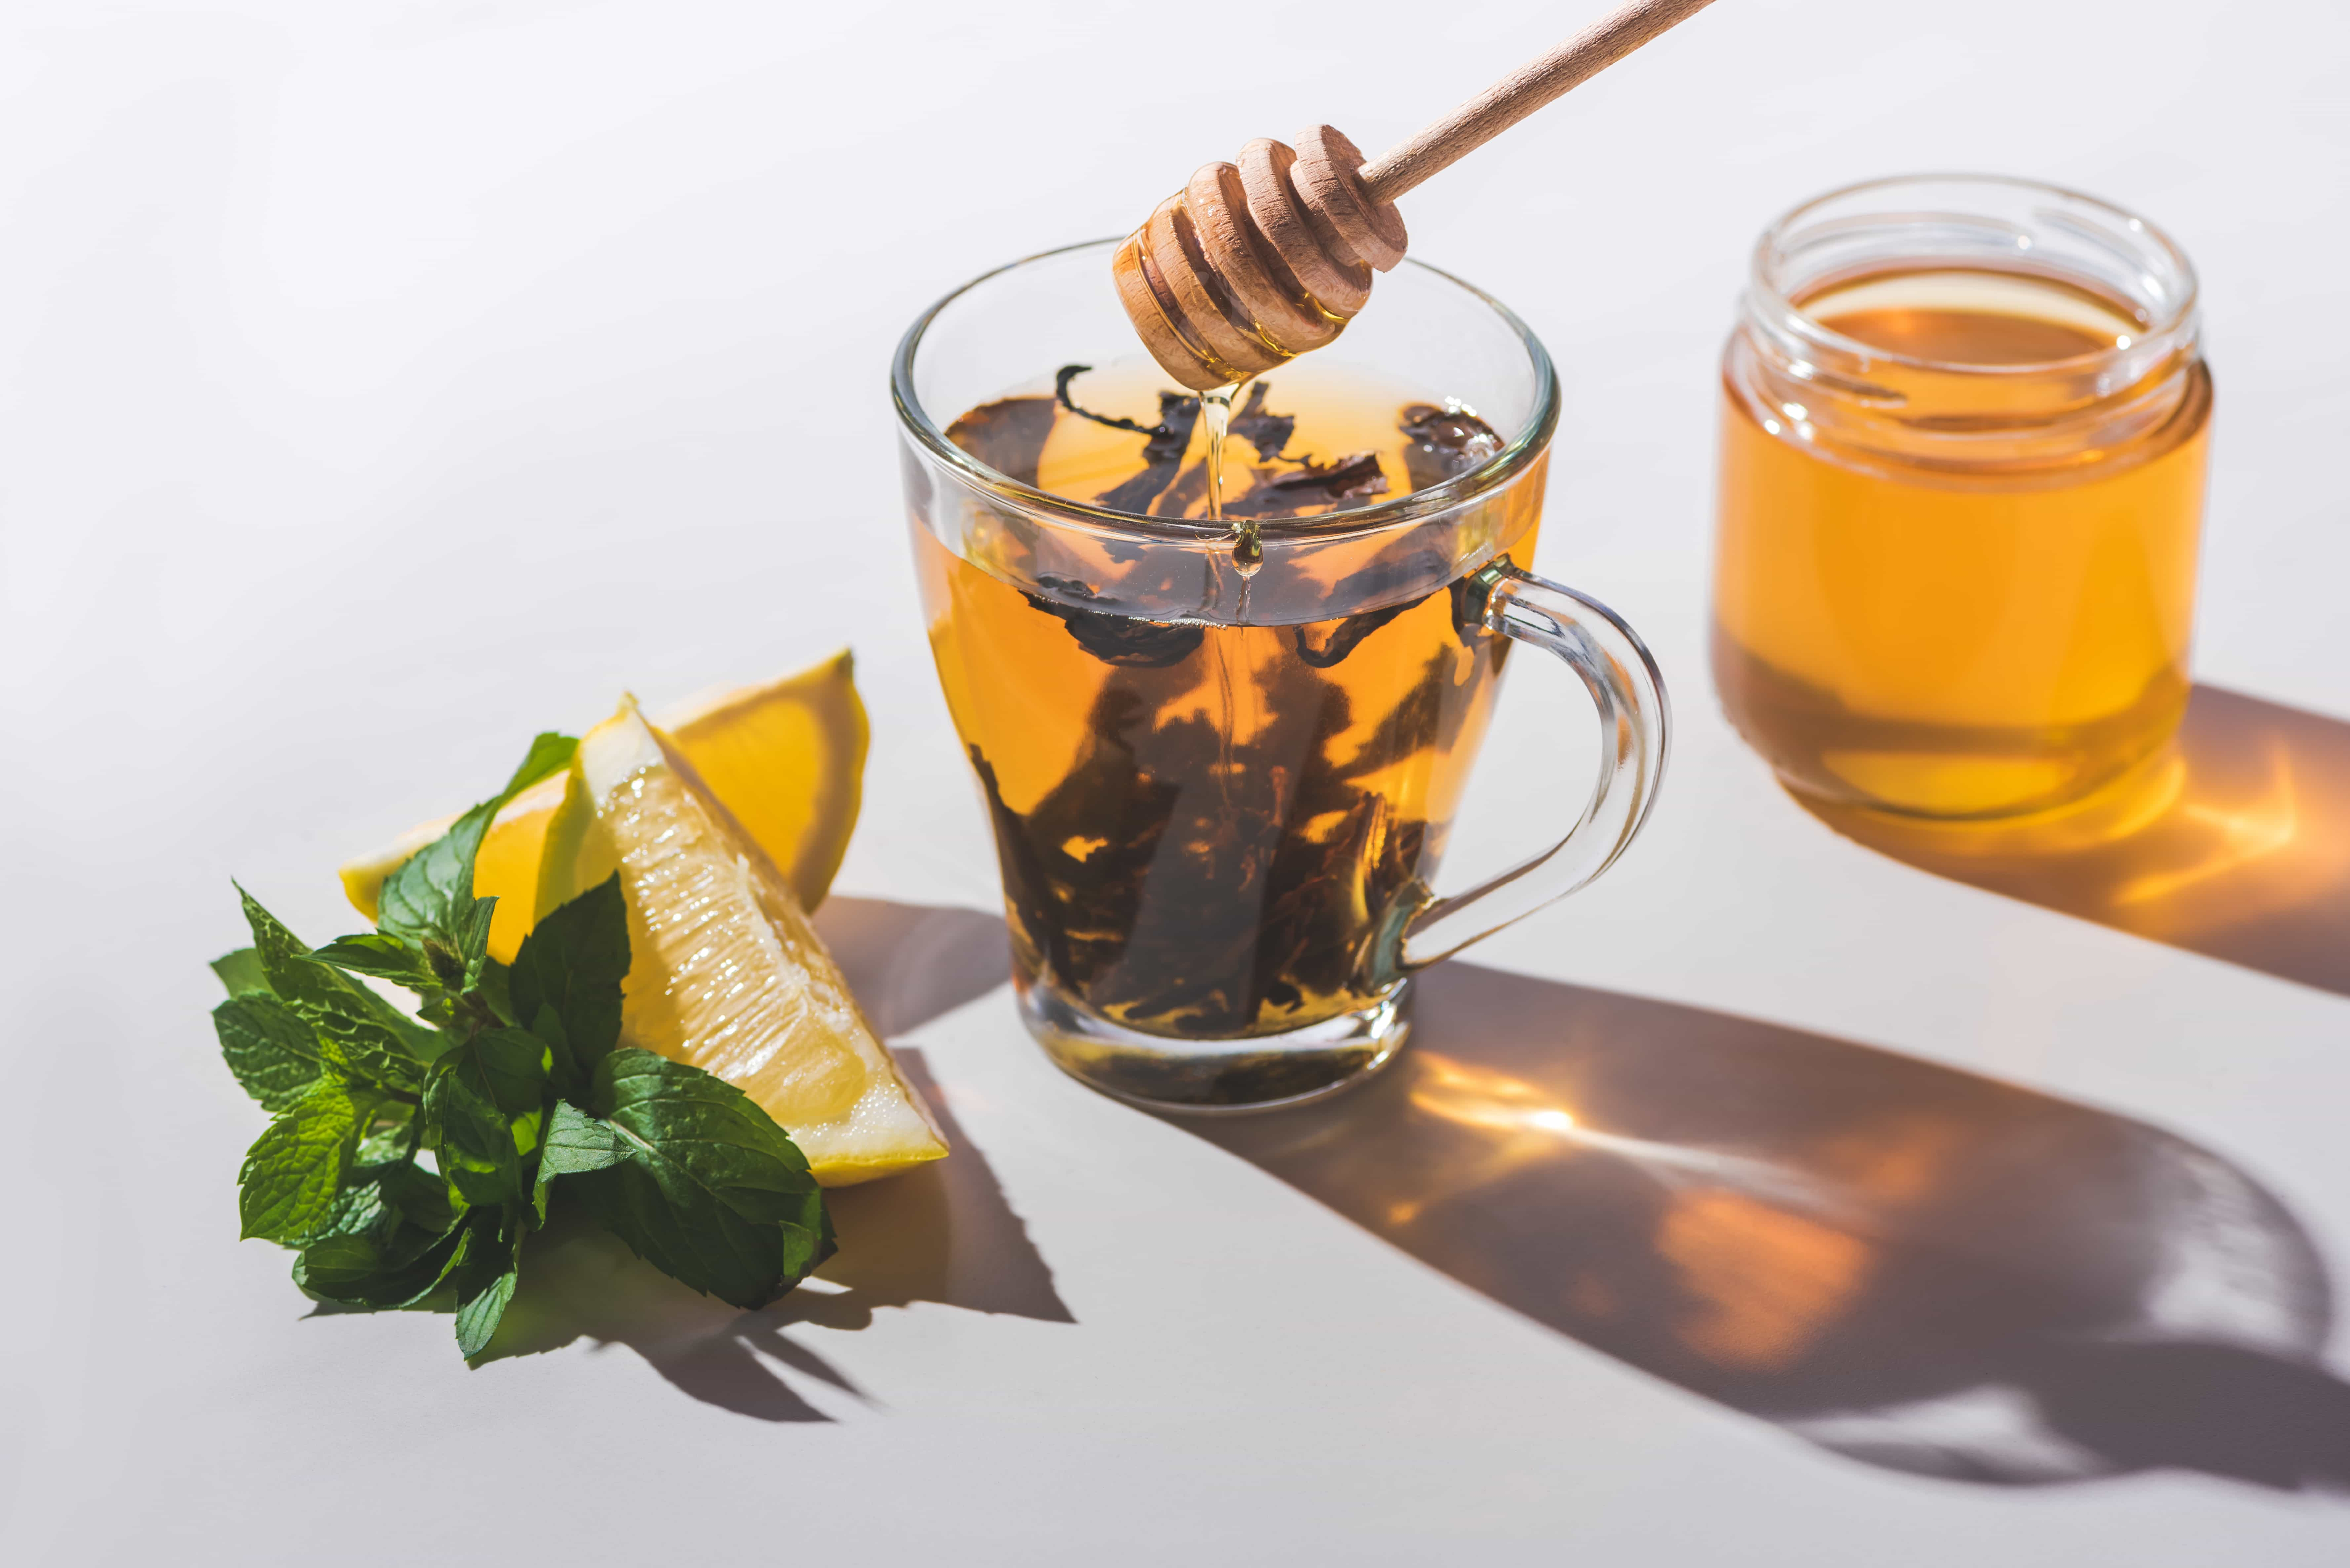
1368 558 1671 980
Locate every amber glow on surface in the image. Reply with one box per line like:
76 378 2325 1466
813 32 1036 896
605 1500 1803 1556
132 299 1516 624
1179 958 2345 1487
1407 1051 1580 1136
1396 1051 1845 1224
1386 1053 1588 1226
1656 1191 1875 1371
1392 1052 1982 1372
1798 686 2350 997
2112 741 2300 909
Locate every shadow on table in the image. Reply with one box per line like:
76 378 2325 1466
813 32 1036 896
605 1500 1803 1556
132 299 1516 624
478 897 1067 1419
1177 961 2350 1490
1798 685 2350 999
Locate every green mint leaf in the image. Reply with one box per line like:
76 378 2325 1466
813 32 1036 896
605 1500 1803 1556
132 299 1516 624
377 733 575 949
238 1078 366 1245
474 957 518 1028
422 1029 548 1209
456 897 498 989
211 948 271 997
377 1156 459 1236
460 1027 550 1118
291 1132 473 1310
532 1099 627 1222
213 994 326 1112
306 1147 440 1238
422 938 466 991
355 1121 413 1165
283 1117 469 1308
236 885 434 1089
291 1233 389 1294
309 933 438 990
510 873 629 1091
450 1210 527 1359
528 1005 577 1103
539 1100 627 1174
376 804 494 947
294 1210 469 1308
423 1069 518 1207
493 731 580 801
311 1161 396 1241
456 1265 519 1358
569 1049 833 1309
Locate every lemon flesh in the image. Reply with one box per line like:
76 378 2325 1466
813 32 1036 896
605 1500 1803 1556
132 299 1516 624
547 700 947 1186
339 650 867 962
664 650 867 913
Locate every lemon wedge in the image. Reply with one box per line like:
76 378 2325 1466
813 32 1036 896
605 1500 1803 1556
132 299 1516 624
543 699 947 1186
339 650 867 962
664 651 867 915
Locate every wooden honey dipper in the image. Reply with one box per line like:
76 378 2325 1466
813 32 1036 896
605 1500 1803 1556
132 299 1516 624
1113 0 1721 391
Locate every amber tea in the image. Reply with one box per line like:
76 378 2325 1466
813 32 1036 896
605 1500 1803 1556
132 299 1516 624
922 365 1524 1096
896 241 1665 1111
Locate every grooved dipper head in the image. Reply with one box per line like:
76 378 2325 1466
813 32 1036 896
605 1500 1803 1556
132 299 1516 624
1112 125 1408 392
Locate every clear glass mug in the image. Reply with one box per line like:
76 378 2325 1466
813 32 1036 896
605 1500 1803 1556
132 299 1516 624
893 241 1668 1112
1713 175 2212 823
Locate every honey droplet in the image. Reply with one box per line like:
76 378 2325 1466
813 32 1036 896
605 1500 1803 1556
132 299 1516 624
1232 523 1263 578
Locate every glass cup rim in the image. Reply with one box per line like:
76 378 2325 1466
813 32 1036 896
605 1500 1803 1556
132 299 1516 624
1751 171 2202 378
890 237 1561 542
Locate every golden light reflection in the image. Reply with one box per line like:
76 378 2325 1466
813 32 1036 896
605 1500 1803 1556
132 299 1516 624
2112 741 2298 908
1810 1111 1967 1207
1656 1191 1874 1371
1400 1051 1840 1209
1795 686 2350 994
1395 1052 1965 1372
1387 1052 1585 1226
1406 1051 1580 1135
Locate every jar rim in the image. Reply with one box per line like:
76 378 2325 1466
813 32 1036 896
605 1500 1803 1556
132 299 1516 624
890 238 1560 542
1750 172 2201 378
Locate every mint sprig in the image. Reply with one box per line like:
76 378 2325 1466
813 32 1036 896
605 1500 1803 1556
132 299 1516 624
210 734 836 1359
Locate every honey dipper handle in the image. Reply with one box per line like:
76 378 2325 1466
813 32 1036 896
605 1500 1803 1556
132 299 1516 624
1358 0 1722 204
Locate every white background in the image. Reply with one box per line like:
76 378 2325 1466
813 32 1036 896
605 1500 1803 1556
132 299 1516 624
5 1 2349 1562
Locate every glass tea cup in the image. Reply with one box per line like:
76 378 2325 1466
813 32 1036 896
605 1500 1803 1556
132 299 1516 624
893 240 1668 1112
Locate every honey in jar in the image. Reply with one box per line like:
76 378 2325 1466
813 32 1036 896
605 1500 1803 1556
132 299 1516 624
1712 177 2211 820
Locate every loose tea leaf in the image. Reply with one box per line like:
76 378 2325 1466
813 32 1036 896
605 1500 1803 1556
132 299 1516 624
944 395 1058 488
962 374 1507 526
1399 402 1504 491
1023 364 1207 516
1223 451 1389 518
1022 575 1204 669
1293 594 1420 669
1051 365 1169 437
1227 381 1295 462
1096 392 1202 514
970 605 1482 1040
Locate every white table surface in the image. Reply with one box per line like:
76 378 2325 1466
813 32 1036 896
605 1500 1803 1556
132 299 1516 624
7 1 2349 1561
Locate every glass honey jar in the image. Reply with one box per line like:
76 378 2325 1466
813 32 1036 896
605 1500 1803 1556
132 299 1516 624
1712 175 2212 820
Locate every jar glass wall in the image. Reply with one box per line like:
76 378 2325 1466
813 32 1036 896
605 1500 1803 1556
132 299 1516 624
1711 175 2212 821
